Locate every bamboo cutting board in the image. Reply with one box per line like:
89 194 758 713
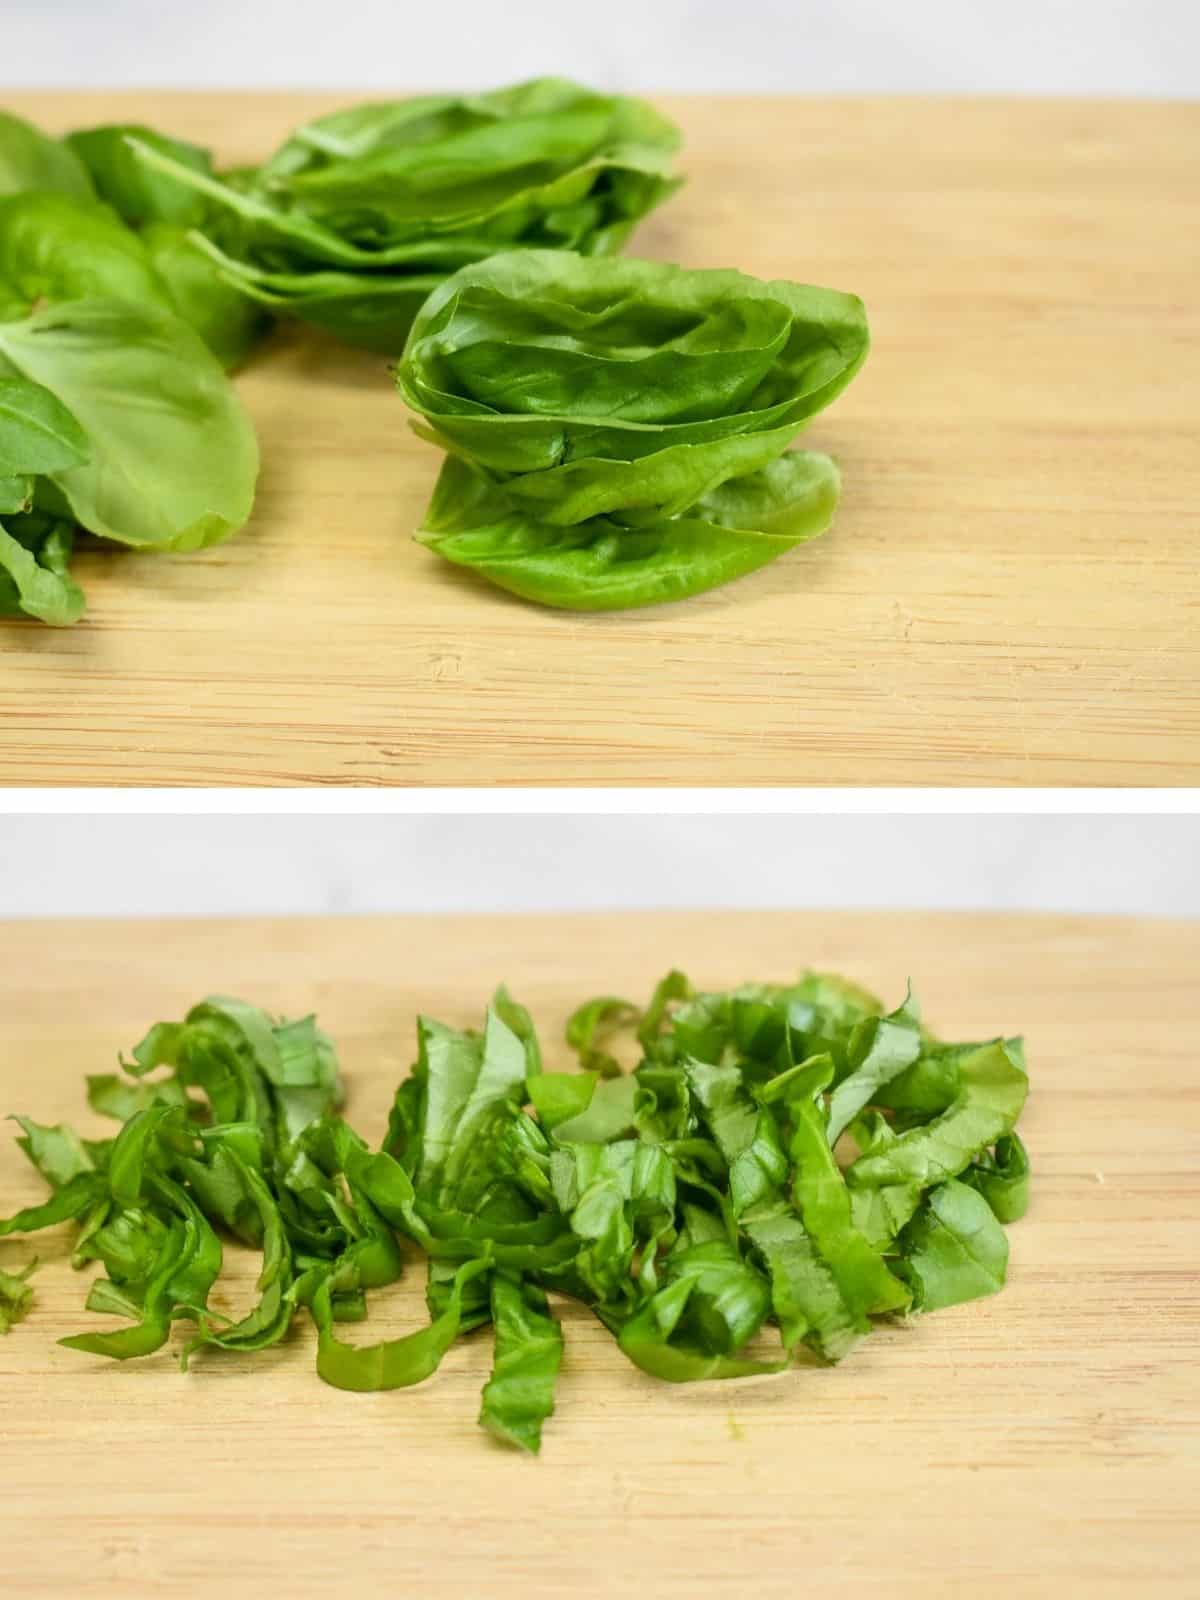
0 93 1197 786
0 909 1196 1597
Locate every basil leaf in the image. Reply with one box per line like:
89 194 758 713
846 1040 1029 1246
527 1072 597 1132
0 1174 103 1237
86 1073 188 1122
313 1255 489 1392
491 985 542 1078
785 1096 910 1326
0 111 94 200
893 1180 1010 1312
549 1074 639 1145
141 223 267 372
65 124 212 229
128 79 681 351
61 1215 189 1359
2 971 1030 1451
479 1270 563 1453
0 375 89 477
51 124 266 370
0 192 173 315
964 1132 1031 1223
11 1114 95 1187
0 474 30 513
416 1009 528 1199
615 1241 784 1383
63 1175 222 1360
684 1060 787 1218
565 993 637 1076
398 248 866 608
0 298 258 553
184 1158 295 1358
743 1208 854 1357
0 510 83 624
825 988 923 1145
0 1257 36 1334
426 1253 492 1332
637 970 692 1051
0 374 90 624
416 450 840 611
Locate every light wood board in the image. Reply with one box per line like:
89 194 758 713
0 910 1197 1596
0 93 1196 785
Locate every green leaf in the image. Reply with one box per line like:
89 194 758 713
846 1040 1029 1245
0 475 30 514
964 1132 1031 1223
528 1072 597 1132
106 1104 186 1208
0 511 83 625
177 1136 264 1246
0 375 90 477
871 1050 962 1116
62 1179 222 1361
184 1157 295 1358
400 252 867 465
479 1271 563 1453
0 298 258 552
65 125 212 228
268 1013 342 1142
47 126 266 369
0 1174 103 1238
743 1092 909 1363
0 192 173 316
1 970 1030 1449
12 1114 95 1187
127 80 682 351
491 984 542 1077
61 1216 187 1360
312 1254 490 1392
0 1257 36 1334
549 1073 638 1144
86 1073 187 1123
615 1242 783 1383
426 1254 492 1333
416 1009 528 1199
893 1179 1010 1312
825 987 923 1145
0 111 94 200
637 970 691 1051
334 1134 430 1249
141 223 267 371
565 993 637 1075
684 1060 787 1217
398 246 866 607
416 450 840 611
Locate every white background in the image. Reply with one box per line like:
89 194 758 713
1 814 1196 918
5 1 1197 96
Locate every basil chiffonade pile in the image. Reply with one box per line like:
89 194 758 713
0 971 1030 1454
2 75 870 622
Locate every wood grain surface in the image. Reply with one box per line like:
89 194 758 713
0 909 1196 1597
0 93 1196 785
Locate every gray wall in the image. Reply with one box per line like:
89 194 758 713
5 1 1197 95
1 815 1195 918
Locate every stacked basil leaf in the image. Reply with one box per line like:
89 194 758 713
398 251 869 608
1 972 1030 1454
0 111 259 624
128 79 683 352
